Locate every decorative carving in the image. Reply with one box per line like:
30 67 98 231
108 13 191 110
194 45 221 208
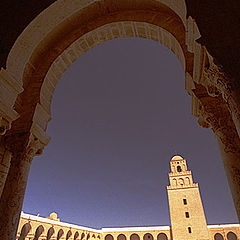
202 63 235 101
193 86 240 154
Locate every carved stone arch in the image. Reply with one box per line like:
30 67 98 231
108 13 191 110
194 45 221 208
33 225 44 240
66 230 72 240
47 227 55 240
157 233 168 240
4 0 192 141
57 229 64 240
143 233 153 240
117 234 127 240
227 232 237 240
74 231 80 240
214 233 224 240
18 222 32 240
130 234 140 240
105 234 114 240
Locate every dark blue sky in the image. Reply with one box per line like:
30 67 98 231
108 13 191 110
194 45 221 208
23 38 238 228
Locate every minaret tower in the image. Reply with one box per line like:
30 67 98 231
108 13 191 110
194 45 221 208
167 155 209 240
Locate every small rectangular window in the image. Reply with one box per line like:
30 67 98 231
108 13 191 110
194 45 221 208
185 212 190 218
188 227 192 233
183 199 187 205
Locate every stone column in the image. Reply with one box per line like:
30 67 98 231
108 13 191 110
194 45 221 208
202 62 240 139
194 87 240 220
0 133 45 239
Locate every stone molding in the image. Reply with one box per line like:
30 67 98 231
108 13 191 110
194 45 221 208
0 69 23 135
40 21 186 113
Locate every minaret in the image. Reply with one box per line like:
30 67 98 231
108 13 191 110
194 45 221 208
167 155 209 240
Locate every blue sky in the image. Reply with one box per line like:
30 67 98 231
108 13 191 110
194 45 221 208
23 38 238 228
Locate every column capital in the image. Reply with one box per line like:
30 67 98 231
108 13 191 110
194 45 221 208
4 130 50 163
193 85 240 154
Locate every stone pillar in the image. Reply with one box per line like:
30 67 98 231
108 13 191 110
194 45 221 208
0 133 46 239
202 61 240 139
194 87 240 220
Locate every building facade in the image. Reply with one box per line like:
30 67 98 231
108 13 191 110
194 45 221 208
17 156 239 240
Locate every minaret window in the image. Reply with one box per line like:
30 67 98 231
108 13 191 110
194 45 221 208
185 212 190 218
188 227 192 233
183 199 187 205
177 166 182 172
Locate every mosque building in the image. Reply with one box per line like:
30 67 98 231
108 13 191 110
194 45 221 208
17 156 240 240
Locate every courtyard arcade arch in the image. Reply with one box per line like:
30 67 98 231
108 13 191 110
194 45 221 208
0 0 240 238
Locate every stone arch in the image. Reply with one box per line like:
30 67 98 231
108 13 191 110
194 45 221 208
74 232 80 240
5 0 193 142
1 0 225 238
117 234 127 240
57 229 64 240
214 233 224 240
143 233 153 240
40 21 186 115
157 233 168 240
47 227 55 240
66 230 72 240
130 234 140 240
33 225 44 240
87 233 91 240
227 232 237 240
18 222 31 240
105 234 114 240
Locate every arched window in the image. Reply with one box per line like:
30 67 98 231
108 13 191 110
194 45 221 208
130 234 140 240
172 178 177 186
105 234 114 240
117 234 127 240
57 229 64 240
34 225 44 240
177 166 182 172
47 227 55 240
157 233 168 240
143 233 153 240
81 233 85 240
214 233 224 240
19 223 31 240
74 232 80 240
227 232 237 240
178 178 184 186
185 177 190 185
66 230 72 240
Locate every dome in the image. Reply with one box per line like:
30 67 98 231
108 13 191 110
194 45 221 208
171 155 183 161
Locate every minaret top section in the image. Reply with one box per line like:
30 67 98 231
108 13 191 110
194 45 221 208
168 155 198 189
